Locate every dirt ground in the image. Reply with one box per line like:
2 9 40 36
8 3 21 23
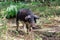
0 16 60 40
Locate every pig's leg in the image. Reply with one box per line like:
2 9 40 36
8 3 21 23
16 18 19 31
26 23 29 34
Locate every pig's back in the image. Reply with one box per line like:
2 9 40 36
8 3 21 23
17 9 32 22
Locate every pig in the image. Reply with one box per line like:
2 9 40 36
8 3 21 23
16 8 39 33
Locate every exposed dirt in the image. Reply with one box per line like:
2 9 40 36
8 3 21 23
1 16 60 40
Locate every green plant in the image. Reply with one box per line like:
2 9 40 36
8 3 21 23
6 5 17 19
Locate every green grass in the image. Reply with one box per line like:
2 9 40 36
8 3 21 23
0 2 60 19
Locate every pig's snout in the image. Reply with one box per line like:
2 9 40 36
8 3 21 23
31 23 36 27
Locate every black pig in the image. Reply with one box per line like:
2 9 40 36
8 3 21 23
16 8 39 33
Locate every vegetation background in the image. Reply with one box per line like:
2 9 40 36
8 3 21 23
0 0 60 40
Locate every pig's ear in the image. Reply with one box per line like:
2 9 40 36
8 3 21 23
33 15 39 19
25 15 31 20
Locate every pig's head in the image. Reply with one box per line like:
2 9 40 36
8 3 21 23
25 15 39 28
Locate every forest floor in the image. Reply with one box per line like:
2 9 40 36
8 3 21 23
0 16 60 40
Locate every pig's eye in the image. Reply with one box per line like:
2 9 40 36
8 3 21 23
28 18 32 23
28 18 35 23
27 18 31 21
